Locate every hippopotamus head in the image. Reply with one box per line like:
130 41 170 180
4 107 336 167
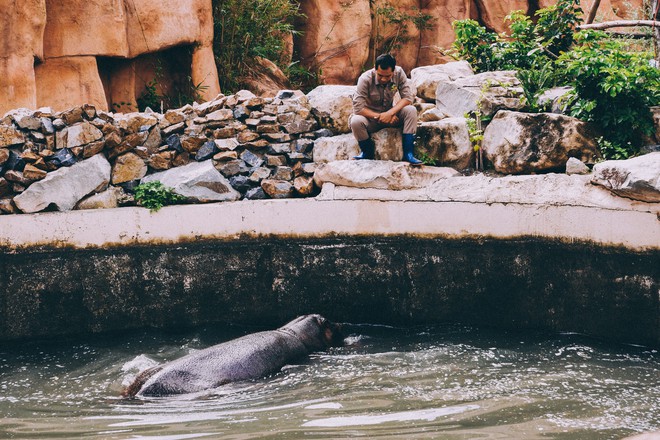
281 314 344 352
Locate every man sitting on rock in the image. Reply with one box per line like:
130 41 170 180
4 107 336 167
350 53 422 165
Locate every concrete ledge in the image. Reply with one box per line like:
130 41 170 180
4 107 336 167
0 196 658 252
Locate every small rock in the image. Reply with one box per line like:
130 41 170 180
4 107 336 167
181 136 206 154
162 122 185 136
229 175 252 193
213 151 238 162
214 138 240 151
67 122 104 148
59 107 84 125
240 150 265 168
293 138 314 153
166 134 184 152
245 187 268 199
248 167 272 182
4 170 31 185
243 139 269 149
195 141 219 161
312 128 334 139
266 154 288 167
23 164 47 181
0 198 17 214
566 157 590 175
0 124 25 148
0 177 10 196
76 187 120 210
47 148 77 167
233 106 249 120
206 109 235 122
173 152 191 167
257 125 280 134
294 175 315 196
82 104 96 120
41 118 55 134
82 141 105 159
213 126 237 139
263 132 292 143
112 152 147 184
215 159 249 177
261 179 294 198
149 151 174 170
301 162 317 175
272 166 293 180
237 131 260 143
268 143 291 154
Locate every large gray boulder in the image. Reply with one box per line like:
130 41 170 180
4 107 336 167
141 160 240 203
416 118 473 170
307 85 356 134
411 61 474 102
435 70 525 118
482 110 600 174
13 154 111 213
313 134 358 163
313 129 402 163
313 160 460 190
591 152 660 203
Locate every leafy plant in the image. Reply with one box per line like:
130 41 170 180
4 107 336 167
451 19 498 72
417 150 438 166
596 137 633 160
136 79 163 113
557 30 660 157
516 61 558 111
451 0 583 73
134 181 185 212
285 61 320 93
212 0 302 93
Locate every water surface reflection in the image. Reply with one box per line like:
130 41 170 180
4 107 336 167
1 324 658 439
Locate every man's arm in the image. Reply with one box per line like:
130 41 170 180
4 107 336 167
377 67 414 124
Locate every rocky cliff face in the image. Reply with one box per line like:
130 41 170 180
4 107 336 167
0 0 644 114
294 0 644 83
0 0 220 115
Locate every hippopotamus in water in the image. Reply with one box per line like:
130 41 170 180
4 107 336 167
124 314 344 397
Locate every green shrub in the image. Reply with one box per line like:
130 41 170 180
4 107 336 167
558 30 660 157
134 181 185 212
451 0 582 73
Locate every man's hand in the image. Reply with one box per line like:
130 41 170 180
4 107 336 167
377 111 399 125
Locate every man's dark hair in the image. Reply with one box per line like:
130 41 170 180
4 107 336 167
375 53 396 71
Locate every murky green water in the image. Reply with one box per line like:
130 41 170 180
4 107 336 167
0 323 658 439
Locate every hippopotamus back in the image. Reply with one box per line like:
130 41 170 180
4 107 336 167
126 314 343 397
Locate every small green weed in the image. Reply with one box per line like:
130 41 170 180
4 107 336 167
134 181 185 212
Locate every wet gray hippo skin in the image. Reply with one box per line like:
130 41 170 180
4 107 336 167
125 314 344 397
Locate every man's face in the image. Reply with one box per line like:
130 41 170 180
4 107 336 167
376 66 394 85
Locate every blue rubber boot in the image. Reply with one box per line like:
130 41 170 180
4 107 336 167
402 133 422 166
354 138 375 160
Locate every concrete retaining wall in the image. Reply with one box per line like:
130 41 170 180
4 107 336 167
0 199 658 345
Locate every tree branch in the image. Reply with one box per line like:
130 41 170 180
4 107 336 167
577 20 660 30
585 0 602 25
